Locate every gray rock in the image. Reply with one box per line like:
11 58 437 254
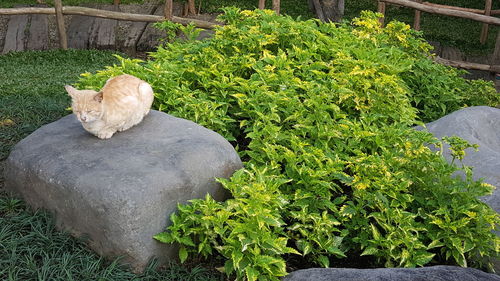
5 110 242 271
421 106 500 213
282 266 500 281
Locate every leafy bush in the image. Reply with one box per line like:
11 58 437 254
402 59 499 122
77 9 499 280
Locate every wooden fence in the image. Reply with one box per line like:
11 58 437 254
1 0 499 73
0 0 219 50
0 0 282 52
377 0 500 73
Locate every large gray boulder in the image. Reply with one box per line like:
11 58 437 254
422 106 500 213
282 266 500 281
5 110 242 271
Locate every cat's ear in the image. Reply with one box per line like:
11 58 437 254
65 85 78 98
94 92 104 103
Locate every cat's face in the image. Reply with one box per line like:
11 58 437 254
65 85 104 123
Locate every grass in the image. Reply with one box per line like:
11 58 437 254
0 49 224 281
199 0 314 19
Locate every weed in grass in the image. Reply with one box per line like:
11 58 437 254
199 0 498 54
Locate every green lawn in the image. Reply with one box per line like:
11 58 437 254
0 49 223 281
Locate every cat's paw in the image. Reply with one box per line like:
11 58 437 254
97 131 115 139
117 125 132 132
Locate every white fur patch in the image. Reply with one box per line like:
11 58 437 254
139 83 153 95
120 96 139 106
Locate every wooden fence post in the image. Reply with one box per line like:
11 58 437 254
54 0 67 49
480 0 492 44
164 0 173 20
258 0 266 9
413 0 422 30
187 0 196 15
494 30 500 64
377 1 386 26
494 31 500 89
113 0 120 5
272 0 280 14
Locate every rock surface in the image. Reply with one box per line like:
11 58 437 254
282 266 500 281
422 106 500 213
5 110 242 271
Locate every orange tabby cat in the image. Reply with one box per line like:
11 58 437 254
65 74 154 139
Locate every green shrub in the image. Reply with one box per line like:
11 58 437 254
78 9 499 281
402 59 500 122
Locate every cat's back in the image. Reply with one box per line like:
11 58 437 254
102 74 143 100
105 74 142 86
100 74 153 124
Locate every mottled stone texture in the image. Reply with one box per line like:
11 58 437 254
282 266 500 281
5 110 242 271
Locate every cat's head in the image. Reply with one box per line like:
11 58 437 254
65 85 104 123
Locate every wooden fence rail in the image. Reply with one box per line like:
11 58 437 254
0 6 218 27
422 2 500 16
379 0 500 26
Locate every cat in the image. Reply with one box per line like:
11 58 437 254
65 74 154 139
